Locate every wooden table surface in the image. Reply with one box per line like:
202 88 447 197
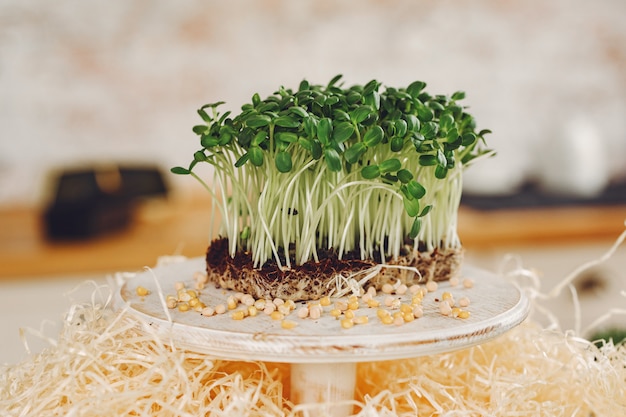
1 196 624 280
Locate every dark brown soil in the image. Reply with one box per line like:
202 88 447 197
205 237 463 301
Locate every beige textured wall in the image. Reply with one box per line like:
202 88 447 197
1 0 625 206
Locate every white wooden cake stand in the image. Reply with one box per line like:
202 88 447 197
114 257 529 417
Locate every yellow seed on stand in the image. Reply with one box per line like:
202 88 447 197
227 296 238 310
380 315 394 325
178 303 190 312
329 308 342 318
344 310 355 320
459 296 470 307
187 289 198 298
309 305 322 320
340 318 354 329
232 310 245 320
242 294 255 306
188 298 200 308
366 298 380 308
135 286 150 297
458 310 471 319
411 295 423 306
400 303 413 314
442 291 452 300
382 283 394 294
348 300 360 310
409 284 421 295
320 296 331 307
166 298 177 309
451 307 461 318
463 278 475 288
263 303 276 315
270 311 284 321
439 301 452 316
353 315 369 325
335 300 348 311
396 284 408 295
384 296 395 307
278 304 291 316
194 303 205 312
297 306 309 319
254 299 266 310
377 309 389 319
403 312 415 322
281 320 297 329
178 292 191 302
247 306 258 317
284 299 296 310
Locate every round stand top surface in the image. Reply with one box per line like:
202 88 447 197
114 257 529 363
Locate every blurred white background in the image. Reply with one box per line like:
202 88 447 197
1 0 625 207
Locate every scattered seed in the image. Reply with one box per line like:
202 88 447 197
426 281 438 292
458 296 470 307
281 320 298 329
135 286 150 297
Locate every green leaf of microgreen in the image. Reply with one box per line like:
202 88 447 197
201 135 219 148
418 204 432 217
416 105 434 122
275 131 298 144
407 180 426 199
249 146 264 166
344 142 367 164
171 166 190 175
192 125 208 135
274 115 300 128
289 106 309 118
311 140 323 160
324 147 342 172
390 136 404 152
333 122 354 143
275 151 293 173
379 158 401 174
361 165 380 179
435 165 448 179
409 217 421 239
397 169 413 184
197 108 212 123
350 106 372 124
403 195 420 217
234 153 249 168
406 81 427 98
419 154 437 166
246 114 272 128
317 118 332 146
451 91 466 100
252 131 268 146
362 125 384 147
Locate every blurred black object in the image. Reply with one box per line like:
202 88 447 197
43 165 168 240
461 180 626 211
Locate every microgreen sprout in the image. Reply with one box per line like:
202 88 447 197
173 75 492 270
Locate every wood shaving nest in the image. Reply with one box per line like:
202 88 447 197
1 288 624 417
